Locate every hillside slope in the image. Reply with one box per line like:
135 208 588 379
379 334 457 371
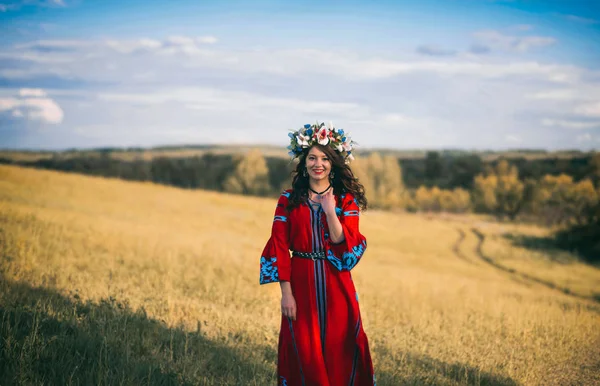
0 165 598 385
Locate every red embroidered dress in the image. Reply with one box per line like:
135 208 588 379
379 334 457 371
260 189 376 386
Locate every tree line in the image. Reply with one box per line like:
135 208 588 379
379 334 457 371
1 149 598 261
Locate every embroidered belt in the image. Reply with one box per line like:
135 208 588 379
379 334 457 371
292 251 326 260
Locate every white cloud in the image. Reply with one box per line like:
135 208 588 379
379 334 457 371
15 39 90 50
1 35 599 150
562 14 598 24
528 89 578 101
104 38 163 54
381 113 413 125
416 45 457 57
472 30 556 53
542 118 600 130
2 37 586 84
574 101 600 118
0 88 64 124
98 87 369 118
197 36 218 44
165 36 195 46
505 134 521 143
19 88 47 97
0 0 67 11
11 36 218 59
576 133 592 142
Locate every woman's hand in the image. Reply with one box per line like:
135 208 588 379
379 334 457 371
322 189 345 244
281 292 297 321
319 187 336 216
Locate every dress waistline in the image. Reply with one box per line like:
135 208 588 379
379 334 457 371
292 251 326 260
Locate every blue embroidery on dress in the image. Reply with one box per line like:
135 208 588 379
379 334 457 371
326 250 343 270
280 376 288 386
355 292 359 302
344 242 367 270
281 191 290 198
343 210 359 217
335 207 342 216
326 239 366 271
274 215 287 222
260 256 279 284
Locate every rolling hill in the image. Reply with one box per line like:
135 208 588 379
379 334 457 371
0 164 598 385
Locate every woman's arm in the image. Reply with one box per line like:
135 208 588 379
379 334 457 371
324 191 367 271
280 281 296 320
321 189 345 244
259 191 292 285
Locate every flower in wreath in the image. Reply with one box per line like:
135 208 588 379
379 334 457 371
287 121 358 163
316 127 330 145
296 132 310 147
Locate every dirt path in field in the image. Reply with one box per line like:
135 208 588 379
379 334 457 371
451 228 474 265
471 228 600 304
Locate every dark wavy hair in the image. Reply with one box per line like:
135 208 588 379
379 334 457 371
287 144 367 211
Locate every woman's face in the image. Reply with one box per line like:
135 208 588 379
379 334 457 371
305 146 331 182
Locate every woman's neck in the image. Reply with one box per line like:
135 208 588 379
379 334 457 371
308 179 331 194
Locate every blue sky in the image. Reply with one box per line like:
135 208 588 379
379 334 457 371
1 0 599 151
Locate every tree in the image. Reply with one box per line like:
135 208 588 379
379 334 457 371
495 161 525 220
414 186 435 212
534 174 599 225
368 152 385 205
351 153 405 209
473 174 497 213
350 157 374 205
412 186 471 213
472 160 524 220
380 156 405 208
447 188 471 213
571 179 599 224
223 149 270 196
425 151 443 183
448 154 483 190
591 152 600 187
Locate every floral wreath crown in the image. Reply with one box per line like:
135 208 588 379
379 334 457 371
287 121 357 163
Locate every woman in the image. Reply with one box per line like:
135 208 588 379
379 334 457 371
260 122 376 386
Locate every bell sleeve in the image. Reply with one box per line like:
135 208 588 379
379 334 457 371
259 190 292 285
326 193 367 271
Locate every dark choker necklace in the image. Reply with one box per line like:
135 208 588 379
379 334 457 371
309 184 331 196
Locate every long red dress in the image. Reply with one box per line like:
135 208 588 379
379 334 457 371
260 189 376 386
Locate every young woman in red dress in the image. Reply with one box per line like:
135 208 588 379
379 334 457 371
260 123 376 386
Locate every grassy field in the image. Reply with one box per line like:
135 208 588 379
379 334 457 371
1 164 599 385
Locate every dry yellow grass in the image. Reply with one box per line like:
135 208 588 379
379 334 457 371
1 164 599 385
